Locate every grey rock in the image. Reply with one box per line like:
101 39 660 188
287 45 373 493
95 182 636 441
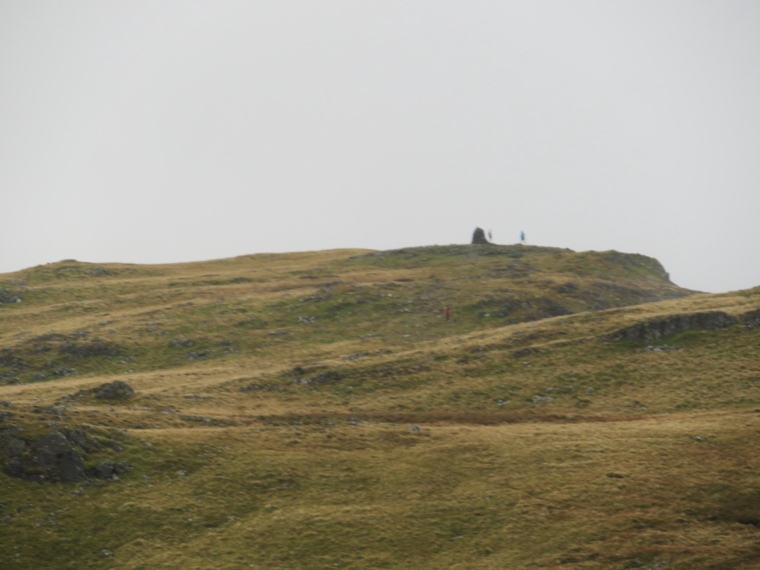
532 396 553 403
639 344 682 353
183 351 208 360
513 347 539 358
64 427 100 452
2 458 25 479
743 308 760 328
0 435 26 457
1 425 22 436
2 425 126 484
59 340 121 358
609 311 737 343
90 266 115 277
1 431 86 482
0 288 22 304
555 282 579 294
305 370 343 385
344 352 367 360
89 461 130 479
32 432 88 482
94 381 134 400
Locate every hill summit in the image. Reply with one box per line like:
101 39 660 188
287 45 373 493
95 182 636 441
0 244 694 384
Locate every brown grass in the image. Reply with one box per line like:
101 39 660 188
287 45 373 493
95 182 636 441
1 247 759 568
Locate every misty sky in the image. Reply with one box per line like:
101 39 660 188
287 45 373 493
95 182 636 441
2 1 759 293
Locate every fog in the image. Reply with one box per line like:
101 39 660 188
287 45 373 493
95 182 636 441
2 1 759 292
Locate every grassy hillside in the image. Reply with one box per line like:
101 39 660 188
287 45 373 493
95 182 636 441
1 245 758 569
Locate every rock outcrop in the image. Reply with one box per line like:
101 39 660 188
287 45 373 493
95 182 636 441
0 287 22 303
609 311 737 342
94 380 135 400
61 381 136 402
2 429 87 482
0 425 130 483
743 308 760 328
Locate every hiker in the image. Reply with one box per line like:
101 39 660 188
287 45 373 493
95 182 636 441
442 306 452 320
520 231 526 245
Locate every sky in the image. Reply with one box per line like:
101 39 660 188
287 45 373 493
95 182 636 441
1 1 759 293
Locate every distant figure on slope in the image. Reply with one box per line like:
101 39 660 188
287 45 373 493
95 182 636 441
442 306 452 321
488 229 493 241
520 231 526 245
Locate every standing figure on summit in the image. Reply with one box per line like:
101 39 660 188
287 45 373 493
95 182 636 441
520 231 526 245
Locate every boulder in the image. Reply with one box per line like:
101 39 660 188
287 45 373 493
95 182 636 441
94 381 135 400
65 426 103 453
1 426 128 483
1 431 87 482
304 370 344 386
32 432 88 482
89 461 130 479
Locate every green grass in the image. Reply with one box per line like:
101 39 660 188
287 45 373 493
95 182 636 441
1 246 759 568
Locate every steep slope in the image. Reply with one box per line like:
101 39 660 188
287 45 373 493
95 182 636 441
0 246 758 570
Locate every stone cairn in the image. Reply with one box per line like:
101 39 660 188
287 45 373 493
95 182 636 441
471 227 491 245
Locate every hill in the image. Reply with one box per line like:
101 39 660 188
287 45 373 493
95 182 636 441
0 245 758 569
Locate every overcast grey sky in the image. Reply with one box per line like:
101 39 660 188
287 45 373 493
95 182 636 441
2 1 759 293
